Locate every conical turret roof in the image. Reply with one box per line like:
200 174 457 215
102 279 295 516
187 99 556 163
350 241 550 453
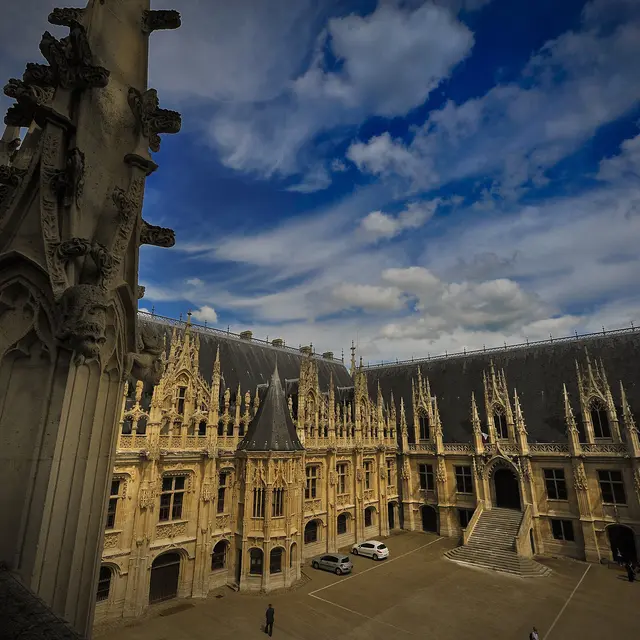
238 363 304 452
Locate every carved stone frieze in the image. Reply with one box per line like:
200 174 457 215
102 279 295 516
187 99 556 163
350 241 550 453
156 521 187 539
139 482 158 510
529 443 570 454
444 443 473 454
140 219 175 247
215 514 230 531
23 22 109 91
55 284 109 363
103 532 120 550
141 10 182 34
127 87 181 152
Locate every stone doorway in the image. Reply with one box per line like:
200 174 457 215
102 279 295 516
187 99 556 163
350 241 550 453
493 468 521 510
388 502 396 530
421 505 438 533
607 524 637 564
149 552 181 604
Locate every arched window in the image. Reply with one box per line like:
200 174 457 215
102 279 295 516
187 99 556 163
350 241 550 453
590 401 611 438
418 412 429 439
364 507 375 527
198 420 207 436
238 421 245 436
493 408 508 439
253 487 265 518
337 513 348 535
249 548 263 575
96 566 112 602
226 421 234 436
270 547 283 574
211 540 228 570
122 418 133 434
272 487 285 518
137 415 148 434
217 421 225 436
304 520 319 544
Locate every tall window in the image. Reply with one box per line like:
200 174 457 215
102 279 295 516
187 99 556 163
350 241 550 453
590 402 611 438
419 464 435 491
249 548 263 575
305 466 318 499
226 421 234 436
337 513 348 535
198 420 207 436
364 461 373 490
364 507 373 527
177 386 186 415
106 479 120 530
270 548 283 574
217 421 225 436
272 487 285 517
386 459 393 486
159 476 185 521
455 466 473 494
337 463 348 494
551 519 575 541
96 566 112 602
238 421 245 436
304 520 318 543
217 473 228 514
598 470 626 505
253 487 266 518
418 413 430 440
544 469 568 500
493 408 507 439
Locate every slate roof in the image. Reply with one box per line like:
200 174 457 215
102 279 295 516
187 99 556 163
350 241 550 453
364 330 640 444
238 365 304 452
140 314 353 397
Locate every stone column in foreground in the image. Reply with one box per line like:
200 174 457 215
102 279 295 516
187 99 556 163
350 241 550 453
0 2 181 636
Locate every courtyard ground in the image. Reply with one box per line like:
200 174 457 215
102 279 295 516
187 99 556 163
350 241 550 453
95 531 640 639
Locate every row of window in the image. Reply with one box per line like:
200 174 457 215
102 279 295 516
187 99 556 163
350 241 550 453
305 461 396 499
417 463 628 506
416 404 611 442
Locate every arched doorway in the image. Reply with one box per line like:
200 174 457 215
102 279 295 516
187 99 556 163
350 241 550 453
421 505 438 533
149 552 181 604
493 467 521 510
608 525 637 564
388 502 396 530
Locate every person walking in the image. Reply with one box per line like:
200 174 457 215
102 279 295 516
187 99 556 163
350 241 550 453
265 603 275 636
529 627 539 640
626 562 635 583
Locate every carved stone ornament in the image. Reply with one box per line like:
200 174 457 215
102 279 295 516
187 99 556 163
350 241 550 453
23 21 110 91
435 457 447 483
51 147 84 207
55 284 109 363
127 321 165 385
3 78 54 127
0 164 28 209
379 467 386 480
356 468 363 482
140 219 175 247
55 237 115 287
127 87 181 152
329 471 337 486
48 8 86 26
573 465 588 492
137 285 145 299
141 9 182 34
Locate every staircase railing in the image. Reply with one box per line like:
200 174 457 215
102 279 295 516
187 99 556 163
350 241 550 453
515 503 533 557
463 499 484 545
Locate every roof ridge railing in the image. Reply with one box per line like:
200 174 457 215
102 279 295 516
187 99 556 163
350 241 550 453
137 310 345 363
363 323 638 369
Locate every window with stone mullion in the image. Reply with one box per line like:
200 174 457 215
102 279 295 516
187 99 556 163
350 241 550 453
544 468 567 500
159 476 186 522
598 470 626 505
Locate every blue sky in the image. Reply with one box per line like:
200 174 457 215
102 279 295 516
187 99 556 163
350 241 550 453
2 0 639 363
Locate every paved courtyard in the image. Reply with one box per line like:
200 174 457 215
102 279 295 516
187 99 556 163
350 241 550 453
95 532 640 639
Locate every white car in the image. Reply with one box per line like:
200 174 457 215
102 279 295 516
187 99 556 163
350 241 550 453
351 540 389 561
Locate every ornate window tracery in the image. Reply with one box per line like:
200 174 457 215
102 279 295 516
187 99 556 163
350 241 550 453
590 399 611 438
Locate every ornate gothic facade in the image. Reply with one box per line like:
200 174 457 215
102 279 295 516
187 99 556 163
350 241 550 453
95 315 640 624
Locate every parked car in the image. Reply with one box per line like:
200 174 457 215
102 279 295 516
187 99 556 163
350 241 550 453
311 553 354 575
351 540 389 560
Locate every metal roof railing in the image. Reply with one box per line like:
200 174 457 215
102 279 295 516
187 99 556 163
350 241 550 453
137 310 346 364
363 322 638 370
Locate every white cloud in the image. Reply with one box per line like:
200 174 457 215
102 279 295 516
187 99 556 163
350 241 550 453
192 305 219 324
597 133 640 184
358 200 439 241
206 1 473 184
331 283 405 311
186 277 204 287
347 4 640 196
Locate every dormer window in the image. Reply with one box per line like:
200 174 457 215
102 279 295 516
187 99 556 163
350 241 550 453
177 386 186 415
493 407 508 439
418 413 430 440
590 400 611 438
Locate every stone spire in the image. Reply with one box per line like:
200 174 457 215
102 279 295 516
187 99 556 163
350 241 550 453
238 364 304 452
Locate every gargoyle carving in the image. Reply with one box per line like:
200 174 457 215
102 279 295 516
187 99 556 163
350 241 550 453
3 78 54 127
138 285 145 300
127 87 181 152
56 237 115 287
127 321 165 385
55 283 109 363
48 7 86 26
0 164 27 207
140 219 175 247
141 10 182 34
23 21 109 91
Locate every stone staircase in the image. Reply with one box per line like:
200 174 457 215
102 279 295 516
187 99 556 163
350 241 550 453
445 508 551 577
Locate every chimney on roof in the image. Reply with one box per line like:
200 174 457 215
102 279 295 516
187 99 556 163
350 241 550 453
322 351 334 360
239 330 253 341
300 345 312 355
272 338 284 347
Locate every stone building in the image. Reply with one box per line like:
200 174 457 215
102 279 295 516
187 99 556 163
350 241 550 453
95 313 640 623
